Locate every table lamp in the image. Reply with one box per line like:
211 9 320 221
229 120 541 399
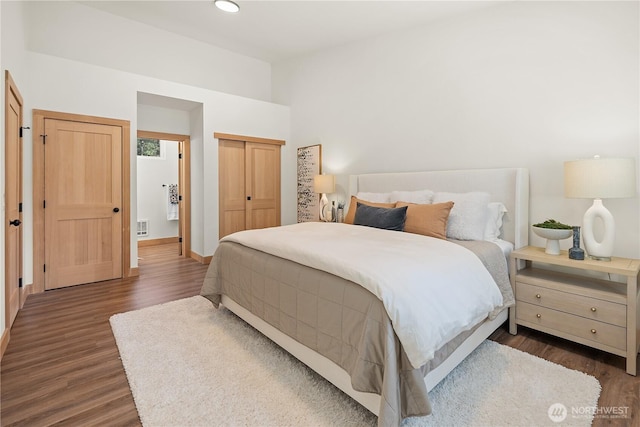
564 156 636 261
314 174 335 222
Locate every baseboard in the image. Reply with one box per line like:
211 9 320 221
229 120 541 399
138 237 179 247
19 283 33 307
0 327 10 360
129 267 140 277
190 252 213 265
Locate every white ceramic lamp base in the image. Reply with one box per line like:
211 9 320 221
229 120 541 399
582 199 615 261
319 193 329 222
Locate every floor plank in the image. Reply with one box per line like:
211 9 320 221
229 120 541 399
2 243 638 426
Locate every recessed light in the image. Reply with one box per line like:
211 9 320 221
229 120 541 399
214 0 240 13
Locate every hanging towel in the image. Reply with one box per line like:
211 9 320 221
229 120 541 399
167 184 179 221
168 184 179 205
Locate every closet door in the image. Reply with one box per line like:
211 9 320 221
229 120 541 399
219 139 247 239
245 142 281 231
218 135 283 239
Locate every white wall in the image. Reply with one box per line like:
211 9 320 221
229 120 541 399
24 1 272 102
137 104 191 136
136 141 179 241
273 1 640 258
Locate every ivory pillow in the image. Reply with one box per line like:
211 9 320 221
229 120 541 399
484 202 508 241
395 201 454 240
432 191 490 240
344 196 396 224
356 192 392 203
389 189 434 205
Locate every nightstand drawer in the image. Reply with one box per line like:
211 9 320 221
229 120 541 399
517 302 626 351
516 282 626 327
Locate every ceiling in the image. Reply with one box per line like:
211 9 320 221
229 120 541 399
80 1 501 63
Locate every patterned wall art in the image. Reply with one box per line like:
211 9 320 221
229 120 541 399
297 144 322 222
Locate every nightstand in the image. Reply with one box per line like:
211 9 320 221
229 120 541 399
509 246 640 375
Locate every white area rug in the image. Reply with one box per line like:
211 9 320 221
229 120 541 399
110 296 601 427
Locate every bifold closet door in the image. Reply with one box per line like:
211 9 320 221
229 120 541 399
218 139 281 239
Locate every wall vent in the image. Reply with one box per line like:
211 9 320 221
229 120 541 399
137 219 149 237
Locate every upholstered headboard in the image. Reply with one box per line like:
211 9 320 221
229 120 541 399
348 168 529 248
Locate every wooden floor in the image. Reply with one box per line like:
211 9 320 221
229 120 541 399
1 243 205 426
1 243 638 426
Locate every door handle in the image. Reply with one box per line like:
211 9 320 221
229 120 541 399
9 219 21 226
113 207 120 213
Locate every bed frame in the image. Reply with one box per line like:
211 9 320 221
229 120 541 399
221 167 529 416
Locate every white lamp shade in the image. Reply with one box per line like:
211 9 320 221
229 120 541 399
564 157 636 199
314 174 335 194
564 156 636 260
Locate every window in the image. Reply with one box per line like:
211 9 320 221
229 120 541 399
137 138 161 157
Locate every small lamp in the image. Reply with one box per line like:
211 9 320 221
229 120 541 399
564 156 636 261
314 174 335 222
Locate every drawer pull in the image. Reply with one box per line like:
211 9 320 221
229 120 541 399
536 313 542 319
590 307 597 312
591 329 597 334
535 294 541 299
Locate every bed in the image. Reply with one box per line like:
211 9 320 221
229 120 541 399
201 167 529 426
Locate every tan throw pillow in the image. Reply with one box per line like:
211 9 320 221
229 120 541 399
395 201 454 240
344 196 396 224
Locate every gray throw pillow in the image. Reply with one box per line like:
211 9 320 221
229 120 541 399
353 203 408 231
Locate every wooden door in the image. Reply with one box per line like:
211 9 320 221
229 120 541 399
44 119 123 289
219 139 246 239
177 138 192 257
245 142 281 230
4 71 23 328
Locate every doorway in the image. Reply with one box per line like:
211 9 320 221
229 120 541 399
136 130 191 261
32 110 132 292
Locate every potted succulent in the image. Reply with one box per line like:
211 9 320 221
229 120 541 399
532 219 573 255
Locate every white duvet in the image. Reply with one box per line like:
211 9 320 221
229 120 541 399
221 222 503 369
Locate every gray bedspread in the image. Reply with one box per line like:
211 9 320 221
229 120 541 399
200 238 513 426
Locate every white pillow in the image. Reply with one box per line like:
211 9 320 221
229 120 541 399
356 192 392 203
432 191 490 240
389 189 434 205
484 202 508 241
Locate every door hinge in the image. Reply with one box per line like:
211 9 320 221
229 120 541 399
18 277 23 288
43 264 46 273
43 200 46 209
179 237 183 243
19 126 30 138
19 202 23 213
178 195 183 201
178 153 183 159
41 134 47 144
